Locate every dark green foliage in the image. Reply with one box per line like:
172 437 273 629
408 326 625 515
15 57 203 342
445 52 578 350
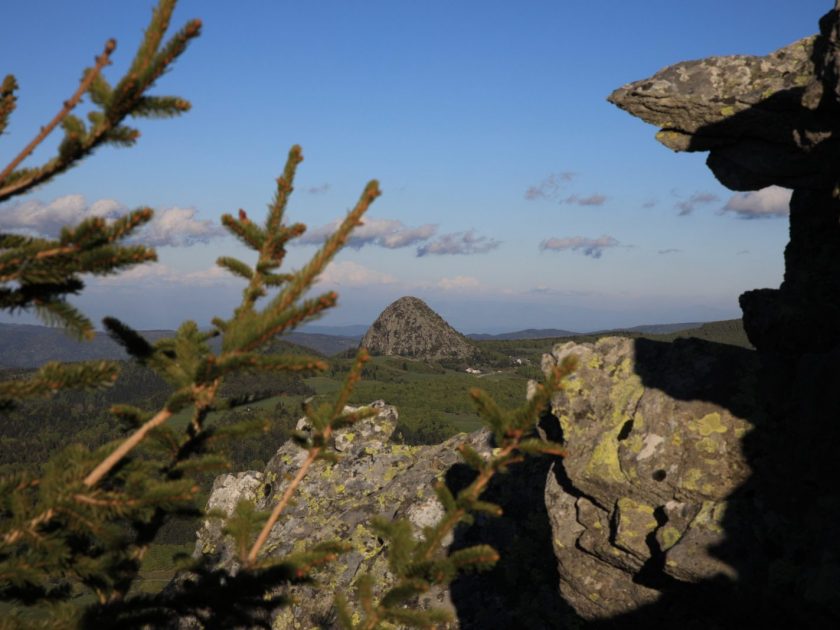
102 317 155 363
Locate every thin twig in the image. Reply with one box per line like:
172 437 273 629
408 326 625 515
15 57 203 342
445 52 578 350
83 407 172 487
0 39 115 185
83 378 218 488
247 445 322 563
2 508 56 545
34 245 79 260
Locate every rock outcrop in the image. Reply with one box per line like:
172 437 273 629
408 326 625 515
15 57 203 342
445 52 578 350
542 337 756 620
360 296 478 361
186 401 571 628
608 2 840 355
180 329 840 627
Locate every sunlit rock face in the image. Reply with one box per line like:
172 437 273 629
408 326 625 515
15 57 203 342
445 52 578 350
608 35 831 191
186 401 575 629
181 331 840 627
190 403 483 628
360 296 479 361
541 337 755 620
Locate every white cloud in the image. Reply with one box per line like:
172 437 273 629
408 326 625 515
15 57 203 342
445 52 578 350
0 194 224 246
436 275 480 290
140 207 225 247
93 263 237 288
0 194 121 236
416 230 500 256
306 183 330 194
315 261 396 287
540 235 619 258
675 191 720 216
722 186 791 219
297 217 437 250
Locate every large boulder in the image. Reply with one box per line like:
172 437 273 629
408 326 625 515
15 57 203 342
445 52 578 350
608 3 840 355
179 334 840 627
184 399 574 629
607 35 829 191
190 402 485 628
541 337 755 619
542 336 840 627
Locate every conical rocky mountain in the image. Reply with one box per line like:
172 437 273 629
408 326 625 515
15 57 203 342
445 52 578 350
360 296 478 360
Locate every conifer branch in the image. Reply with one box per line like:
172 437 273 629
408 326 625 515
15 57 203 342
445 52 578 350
246 448 316 565
247 350 371 564
0 40 115 188
0 10 200 203
0 75 18 136
82 408 173 488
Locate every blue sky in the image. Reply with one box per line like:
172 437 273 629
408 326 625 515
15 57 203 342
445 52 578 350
0 1 829 333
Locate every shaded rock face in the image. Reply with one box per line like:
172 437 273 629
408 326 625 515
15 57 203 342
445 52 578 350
360 296 478 360
608 3 840 355
543 336 840 627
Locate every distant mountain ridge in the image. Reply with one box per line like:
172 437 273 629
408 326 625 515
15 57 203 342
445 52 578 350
360 296 478 360
0 318 738 369
0 323 333 369
468 328 579 341
594 322 704 335
297 324 367 338
467 322 703 341
0 323 175 369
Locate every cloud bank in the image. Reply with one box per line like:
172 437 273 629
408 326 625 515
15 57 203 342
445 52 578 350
297 217 437 250
298 218 499 257
93 263 236 288
436 275 480 290
0 194 224 247
722 186 791 219
540 235 619 258
416 230 500 256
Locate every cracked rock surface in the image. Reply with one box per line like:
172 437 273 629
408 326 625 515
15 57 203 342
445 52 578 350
543 337 754 620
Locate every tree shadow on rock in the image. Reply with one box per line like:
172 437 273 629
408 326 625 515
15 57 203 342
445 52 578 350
446 412 581 629
588 337 840 628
